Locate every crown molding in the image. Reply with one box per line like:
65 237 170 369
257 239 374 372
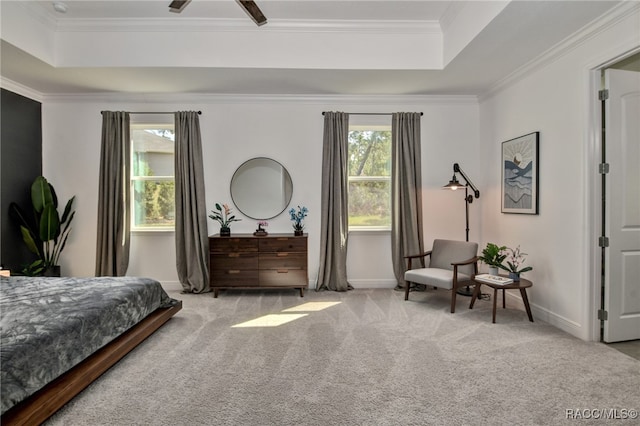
479 1 640 102
54 18 441 35
0 77 44 102
41 92 478 106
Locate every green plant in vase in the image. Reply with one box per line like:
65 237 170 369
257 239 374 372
478 242 507 275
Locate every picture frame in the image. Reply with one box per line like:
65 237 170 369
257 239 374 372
501 132 539 214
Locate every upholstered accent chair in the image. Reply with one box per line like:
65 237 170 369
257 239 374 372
404 239 479 313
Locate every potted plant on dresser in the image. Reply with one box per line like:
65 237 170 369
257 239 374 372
478 242 507 276
9 176 76 276
289 205 308 236
209 203 241 236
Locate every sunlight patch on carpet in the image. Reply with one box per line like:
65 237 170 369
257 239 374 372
232 301 341 327
232 313 308 328
282 301 342 312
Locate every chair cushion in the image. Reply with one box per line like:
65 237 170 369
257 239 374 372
429 239 478 277
404 267 471 290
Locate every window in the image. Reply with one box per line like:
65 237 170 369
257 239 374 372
348 125 392 230
131 119 175 231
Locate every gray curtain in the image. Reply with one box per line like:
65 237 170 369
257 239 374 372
96 111 131 276
317 112 352 292
391 112 424 288
174 111 210 293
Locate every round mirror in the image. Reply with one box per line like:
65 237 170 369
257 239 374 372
230 157 293 220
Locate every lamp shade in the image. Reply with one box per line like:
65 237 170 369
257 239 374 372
443 175 462 190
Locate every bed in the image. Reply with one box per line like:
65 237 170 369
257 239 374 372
0 276 182 425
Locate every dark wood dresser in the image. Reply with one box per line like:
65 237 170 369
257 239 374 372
209 233 308 297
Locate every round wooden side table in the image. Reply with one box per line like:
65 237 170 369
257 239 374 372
469 276 534 323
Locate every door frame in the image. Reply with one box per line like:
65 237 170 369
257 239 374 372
586 47 640 342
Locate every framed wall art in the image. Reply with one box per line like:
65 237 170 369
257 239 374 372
501 132 539 214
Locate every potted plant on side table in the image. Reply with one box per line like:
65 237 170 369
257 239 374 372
498 245 533 281
478 242 507 276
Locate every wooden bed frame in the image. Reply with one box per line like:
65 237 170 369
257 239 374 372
1 300 182 426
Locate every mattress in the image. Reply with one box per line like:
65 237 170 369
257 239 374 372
0 276 178 414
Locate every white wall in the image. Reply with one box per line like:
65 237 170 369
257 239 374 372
478 6 640 340
42 96 480 288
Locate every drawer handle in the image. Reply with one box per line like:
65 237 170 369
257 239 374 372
228 270 240 274
277 238 288 241
277 269 289 274
229 253 240 257
276 253 288 257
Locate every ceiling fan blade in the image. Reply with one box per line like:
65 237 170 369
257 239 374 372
237 0 267 26
169 0 191 13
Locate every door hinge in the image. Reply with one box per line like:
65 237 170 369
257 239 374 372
599 89 609 100
598 236 610 247
599 163 609 174
598 309 608 321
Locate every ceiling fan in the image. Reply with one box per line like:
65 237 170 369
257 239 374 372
169 0 267 26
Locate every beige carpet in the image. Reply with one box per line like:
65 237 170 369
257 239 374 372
46 285 640 425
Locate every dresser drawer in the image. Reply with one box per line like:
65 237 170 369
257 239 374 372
211 253 258 270
259 237 307 253
259 253 306 270
211 269 258 287
210 238 258 253
259 269 308 287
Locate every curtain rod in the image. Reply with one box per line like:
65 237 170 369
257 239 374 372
101 111 202 115
322 112 422 116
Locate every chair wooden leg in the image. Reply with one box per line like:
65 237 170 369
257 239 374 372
450 288 457 313
404 282 410 300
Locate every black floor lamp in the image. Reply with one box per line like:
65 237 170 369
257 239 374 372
443 163 480 295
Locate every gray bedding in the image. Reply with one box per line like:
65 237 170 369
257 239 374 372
0 276 178 414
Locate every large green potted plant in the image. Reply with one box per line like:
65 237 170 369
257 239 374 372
9 176 75 276
478 242 507 275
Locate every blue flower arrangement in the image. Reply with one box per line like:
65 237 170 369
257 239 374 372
289 205 308 232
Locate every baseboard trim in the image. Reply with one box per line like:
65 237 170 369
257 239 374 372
348 279 398 289
505 291 584 339
159 281 182 292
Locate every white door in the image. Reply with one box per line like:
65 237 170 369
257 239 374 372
603 68 640 342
